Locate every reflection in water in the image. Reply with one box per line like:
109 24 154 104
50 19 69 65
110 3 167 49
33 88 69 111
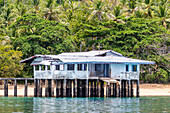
0 97 170 113
33 97 140 113
0 97 33 113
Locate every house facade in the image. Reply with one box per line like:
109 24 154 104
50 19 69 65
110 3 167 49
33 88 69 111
20 50 154 80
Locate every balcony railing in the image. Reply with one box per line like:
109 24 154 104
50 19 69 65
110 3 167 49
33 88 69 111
116 72 139 80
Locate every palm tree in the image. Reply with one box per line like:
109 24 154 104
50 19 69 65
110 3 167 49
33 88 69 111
0 5 17 27
88 0 115 22
41 0 61 21
155 4 169 28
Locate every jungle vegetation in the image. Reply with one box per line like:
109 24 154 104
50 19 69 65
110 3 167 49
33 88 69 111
0 0 169 83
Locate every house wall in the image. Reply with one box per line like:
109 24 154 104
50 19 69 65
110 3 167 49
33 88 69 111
34 63 140 80
34 64 90 79
110 64 140 80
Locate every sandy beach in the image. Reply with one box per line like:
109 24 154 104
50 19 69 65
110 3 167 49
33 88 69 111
0 83 170 97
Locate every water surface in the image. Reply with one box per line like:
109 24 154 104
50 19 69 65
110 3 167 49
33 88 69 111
0 97 169 113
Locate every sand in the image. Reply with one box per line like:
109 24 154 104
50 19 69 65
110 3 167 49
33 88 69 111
0 84 170 97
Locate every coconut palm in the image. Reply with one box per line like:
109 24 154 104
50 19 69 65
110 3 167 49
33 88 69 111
41 0 61 21
88 0 115 22
155 4 169 28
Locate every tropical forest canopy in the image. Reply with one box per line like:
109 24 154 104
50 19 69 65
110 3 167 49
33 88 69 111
0 0 169 83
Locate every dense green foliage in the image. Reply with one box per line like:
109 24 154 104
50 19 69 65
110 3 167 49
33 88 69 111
0 0 169 83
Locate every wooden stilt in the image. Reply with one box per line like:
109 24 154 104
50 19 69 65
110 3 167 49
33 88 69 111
86 79 89 97
4 80 8 97
45 79 48 97
121 80 123 97
34 79 38 97
51 80 54 97
94 81 96 97
39 79 43 97
82 80 86 97
137 80 139 97
37 79 40 97
56 80 59 97
118 82 120 97
131 80 134 97
115 83 117 97
79 80 82 97
90 81 93 97
97 79 100 97
24 79 28 97
75 79 77 97
14 80 17 97
128 80 130 97
48 79 52 97
108 84 111 97
112 83 115 97
71 80 73 97
124 80 126 97
100 81 104 97
68 80 71 97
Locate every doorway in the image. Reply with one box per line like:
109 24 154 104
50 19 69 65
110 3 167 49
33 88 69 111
104 64 110 77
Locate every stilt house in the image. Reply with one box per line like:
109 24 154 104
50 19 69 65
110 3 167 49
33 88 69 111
20 50 154 81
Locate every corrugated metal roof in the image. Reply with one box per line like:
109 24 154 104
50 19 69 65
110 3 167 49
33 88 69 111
52 56 154 64
57 50 123 57
20 50 155 65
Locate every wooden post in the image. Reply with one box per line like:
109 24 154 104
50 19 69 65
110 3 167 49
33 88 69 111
121 80 123 97
55 80 58 97
86 79 89 97
112 83 115 97
75 79 77 97
100 81 104 97
45 79 48 97
137 80 139 97
93 80 97 97
61 80 63 97
118 82 121 97
63 79 66 97
40 79 43 97
90 81 93 97
66 80 69 97
128 80 130 97
79 80 82 97
4 80 8 97
48 79 52 97
34 79 38 97
37 79 40 97
124 80 126 97
108 84 111 97
24 79 28 97
131 80 134 97
115 83 117 97
14 80 17 97
97 79 100 97
69 80 72 97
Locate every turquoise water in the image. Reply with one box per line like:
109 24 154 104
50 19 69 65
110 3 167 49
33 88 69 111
0 97 169 113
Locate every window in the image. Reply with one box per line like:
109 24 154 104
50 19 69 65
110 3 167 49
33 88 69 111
56 65 60 70
77 64 82 70
84 64 87 70
95 64 101 71
41 65 45 70
132 65 137 72
67 64 74 70
55 65 64 70
126 65 129 72
47 65 51 70
77 64 87 71
35 65 39 70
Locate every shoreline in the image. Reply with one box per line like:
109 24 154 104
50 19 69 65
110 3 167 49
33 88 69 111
0 83 169 97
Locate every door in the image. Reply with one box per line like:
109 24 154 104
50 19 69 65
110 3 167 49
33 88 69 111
104 64 110 77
